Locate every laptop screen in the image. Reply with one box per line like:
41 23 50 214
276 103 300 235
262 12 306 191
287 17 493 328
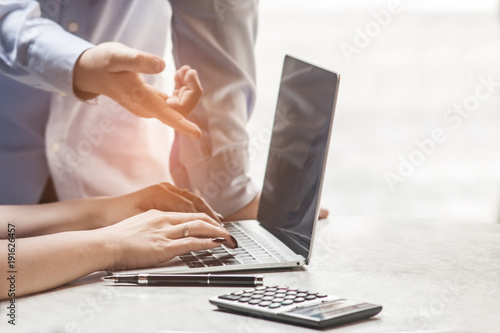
257 55 339 262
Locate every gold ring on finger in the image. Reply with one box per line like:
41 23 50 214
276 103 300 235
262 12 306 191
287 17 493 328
183 223 189 237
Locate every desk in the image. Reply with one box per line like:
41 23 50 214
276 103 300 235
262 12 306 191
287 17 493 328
2 217 499 332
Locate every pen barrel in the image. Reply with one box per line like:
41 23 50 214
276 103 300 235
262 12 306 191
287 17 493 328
146 274 263 287
207 274 262 287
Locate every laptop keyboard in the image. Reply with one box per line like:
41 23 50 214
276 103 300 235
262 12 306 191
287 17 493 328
178 222 287 268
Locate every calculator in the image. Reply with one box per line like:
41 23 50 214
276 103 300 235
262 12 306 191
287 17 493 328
209 285 382 329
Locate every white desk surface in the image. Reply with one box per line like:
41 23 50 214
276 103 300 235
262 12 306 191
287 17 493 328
2 216 499 333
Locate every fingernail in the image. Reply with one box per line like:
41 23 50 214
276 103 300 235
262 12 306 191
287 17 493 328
216 213 224 220
230 235 238 249
212 237 227 243
152 58 164 72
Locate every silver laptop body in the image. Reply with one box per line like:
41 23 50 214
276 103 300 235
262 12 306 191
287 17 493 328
119 55 340 274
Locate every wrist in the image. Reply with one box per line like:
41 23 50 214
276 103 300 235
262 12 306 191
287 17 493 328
97 194 141 229
73 48 100 100
86 228 116 271
84 196 116 229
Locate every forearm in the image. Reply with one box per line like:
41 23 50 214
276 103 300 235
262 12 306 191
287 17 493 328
0 230 109 300
0 209 237 300
0 197 109 238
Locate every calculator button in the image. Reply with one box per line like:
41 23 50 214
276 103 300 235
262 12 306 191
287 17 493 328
255 286 266 290
238 297 251 303
287 288 298 291
296 293 308 297
263 292 275 296
253 290 265 294
251 294 263 299
258 301 272 307
266 288 278 292
298 290 308 293
272 297 285 303
293 297 305 303
286 291 297 295
244 289 255 292
248 299 261 305
275 290 287 295
219 295 240 301
262 296 274 301
269 303 282 309
284 295 296 300
241 293 253 297
305 295 317 300
317 294 328 298
232 291 244 295
281 300 294 305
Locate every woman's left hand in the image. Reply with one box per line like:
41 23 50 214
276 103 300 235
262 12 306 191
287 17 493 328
99 183 222 228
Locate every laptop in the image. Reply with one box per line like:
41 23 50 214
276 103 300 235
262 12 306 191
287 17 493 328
119 55 340 274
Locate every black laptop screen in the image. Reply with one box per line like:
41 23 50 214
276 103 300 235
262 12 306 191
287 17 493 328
258 55 339 260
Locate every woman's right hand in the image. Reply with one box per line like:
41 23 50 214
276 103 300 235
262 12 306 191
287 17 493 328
98 210 237 271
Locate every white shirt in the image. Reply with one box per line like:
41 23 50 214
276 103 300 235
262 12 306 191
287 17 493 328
0 0 258 216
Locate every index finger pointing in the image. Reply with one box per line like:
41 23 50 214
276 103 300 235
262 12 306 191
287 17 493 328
158 107 201 138
144 85 202 138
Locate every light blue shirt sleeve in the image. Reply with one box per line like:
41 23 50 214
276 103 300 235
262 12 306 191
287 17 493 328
0 0 94 96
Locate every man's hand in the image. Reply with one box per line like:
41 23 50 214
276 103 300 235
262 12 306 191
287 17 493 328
73 42 202 138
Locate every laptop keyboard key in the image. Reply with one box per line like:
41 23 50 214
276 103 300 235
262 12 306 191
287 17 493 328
186 261 205 268
203 260 223 267
179 255 197 262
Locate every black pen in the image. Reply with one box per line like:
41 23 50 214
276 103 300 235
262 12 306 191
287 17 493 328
101 273 264 287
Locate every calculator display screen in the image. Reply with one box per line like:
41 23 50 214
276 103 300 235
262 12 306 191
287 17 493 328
286 300 359 320
258 55 339 259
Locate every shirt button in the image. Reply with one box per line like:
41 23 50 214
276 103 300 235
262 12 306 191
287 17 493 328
67 22 79 33
51 142 60 153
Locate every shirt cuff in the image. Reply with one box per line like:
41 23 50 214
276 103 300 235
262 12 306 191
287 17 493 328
171 148 259 217
28 27 94 97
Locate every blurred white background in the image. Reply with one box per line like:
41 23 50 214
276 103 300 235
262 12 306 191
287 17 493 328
248 0 500 223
